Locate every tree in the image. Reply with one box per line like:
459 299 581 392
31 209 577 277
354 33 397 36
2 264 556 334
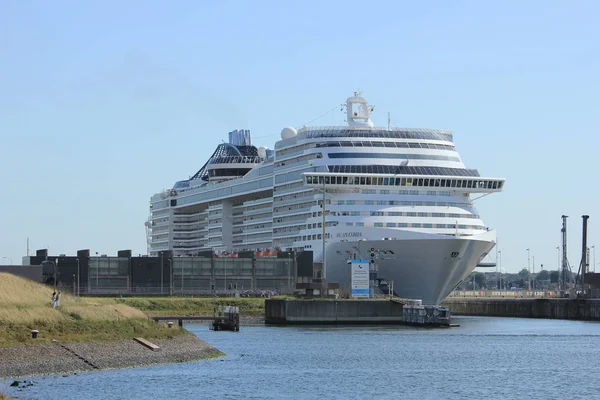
550 270 559 283
536 270 550 281
518 268 530 279
474 273 486 288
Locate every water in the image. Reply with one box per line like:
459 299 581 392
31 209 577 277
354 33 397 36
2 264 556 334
3 317 600 400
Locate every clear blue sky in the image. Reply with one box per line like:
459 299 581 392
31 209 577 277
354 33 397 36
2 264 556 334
1 1 598 273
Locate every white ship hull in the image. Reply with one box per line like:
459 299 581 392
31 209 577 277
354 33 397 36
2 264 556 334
324 227 496 305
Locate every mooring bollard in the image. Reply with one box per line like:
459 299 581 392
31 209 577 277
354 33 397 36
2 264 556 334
167 322 173 328
31 330 39 339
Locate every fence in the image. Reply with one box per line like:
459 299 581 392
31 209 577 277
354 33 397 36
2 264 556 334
86 256 296 296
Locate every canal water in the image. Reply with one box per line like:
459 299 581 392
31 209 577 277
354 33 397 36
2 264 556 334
2 317 600 399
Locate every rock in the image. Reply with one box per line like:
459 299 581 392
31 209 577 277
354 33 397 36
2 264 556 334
62 374 69 377
10 380 20 386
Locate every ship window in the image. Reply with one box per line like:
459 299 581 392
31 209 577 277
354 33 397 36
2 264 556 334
418 212 427 217
360 177 366 185
406 178 413 186
436 224 445 228
400 178 406 186
399 223 408 228
377 177 384 185
356 222 364 227
386 223 396 227
417 178 424 186
412 223 422 228
374 223 384 227
423 224 433 228
451 180 457 187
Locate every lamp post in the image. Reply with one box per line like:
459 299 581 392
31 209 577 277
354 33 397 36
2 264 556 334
1 256 12 265
593 245 596 273
54 258 58 292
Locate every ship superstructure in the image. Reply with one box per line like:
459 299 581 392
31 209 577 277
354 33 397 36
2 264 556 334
148 92 504 304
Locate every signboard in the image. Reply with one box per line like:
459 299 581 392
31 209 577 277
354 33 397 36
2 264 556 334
351 260 370 298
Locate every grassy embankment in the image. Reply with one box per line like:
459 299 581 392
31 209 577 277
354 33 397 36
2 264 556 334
0 392 11 399
0 273 185 348
118 297 268 317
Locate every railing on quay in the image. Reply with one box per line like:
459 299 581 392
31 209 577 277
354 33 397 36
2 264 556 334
449 290 558 298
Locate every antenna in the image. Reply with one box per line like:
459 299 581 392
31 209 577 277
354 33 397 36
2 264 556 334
388 112 391 131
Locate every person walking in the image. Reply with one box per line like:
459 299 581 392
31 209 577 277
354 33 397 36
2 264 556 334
51 291 57 308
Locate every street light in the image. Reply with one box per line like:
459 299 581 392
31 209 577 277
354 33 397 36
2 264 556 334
313 179 334 281
1 256 12 265
592 245 596 273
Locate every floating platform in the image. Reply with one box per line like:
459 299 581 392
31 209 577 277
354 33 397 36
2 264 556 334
265 299 452 327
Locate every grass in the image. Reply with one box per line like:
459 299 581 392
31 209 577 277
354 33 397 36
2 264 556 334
118 297 268 317
0 273 185 348
0 393 10 400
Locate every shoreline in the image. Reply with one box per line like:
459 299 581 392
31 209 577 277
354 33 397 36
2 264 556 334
0 334 223 380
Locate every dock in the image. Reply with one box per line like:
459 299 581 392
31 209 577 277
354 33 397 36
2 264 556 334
265 299 452 327
443 297 600 320
152 305 240 331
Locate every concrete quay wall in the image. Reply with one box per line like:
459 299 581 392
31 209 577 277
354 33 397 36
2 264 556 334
265 299 405 324
443 298 600 320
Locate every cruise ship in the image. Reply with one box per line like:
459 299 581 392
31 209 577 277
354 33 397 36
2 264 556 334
147 92 505 304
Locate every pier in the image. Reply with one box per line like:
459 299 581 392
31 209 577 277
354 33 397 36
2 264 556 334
265 299 452 327
152 305 240 331
443 297 600 320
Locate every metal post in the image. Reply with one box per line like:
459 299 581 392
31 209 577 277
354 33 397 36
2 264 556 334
593 245 596 273
561 215 568 291
160 253 164 294
580 215 589 292
181 259 184 294
54 258 58 292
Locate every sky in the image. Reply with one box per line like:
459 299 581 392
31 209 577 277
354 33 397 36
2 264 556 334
0 1 598 273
